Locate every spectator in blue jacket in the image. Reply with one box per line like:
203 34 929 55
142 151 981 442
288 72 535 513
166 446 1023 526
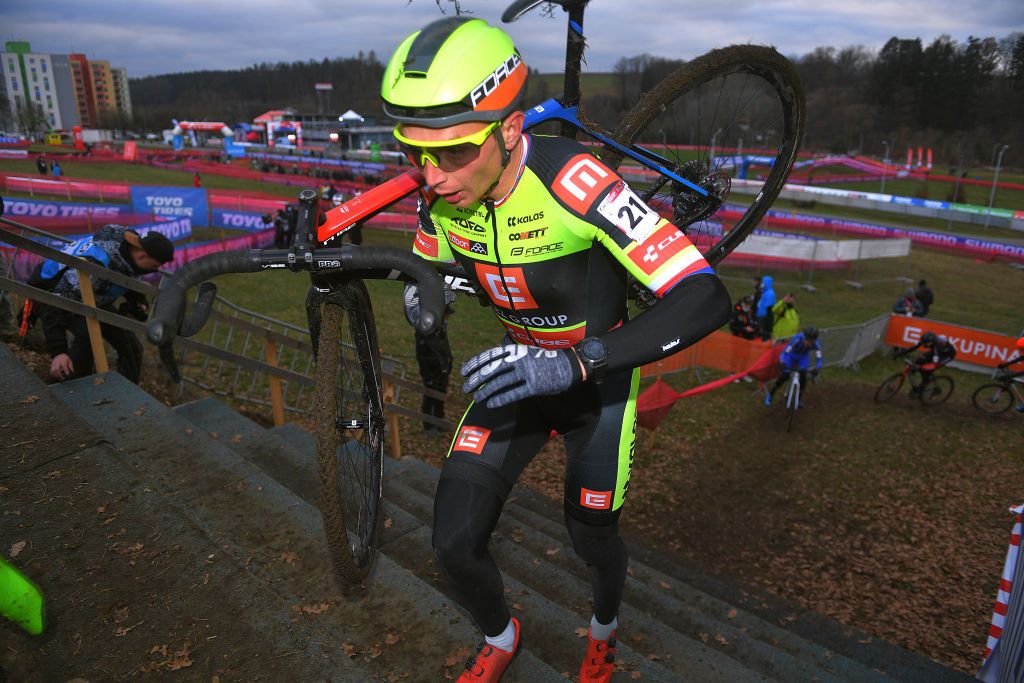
755 275 776 340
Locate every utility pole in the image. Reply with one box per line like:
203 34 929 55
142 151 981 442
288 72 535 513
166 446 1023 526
984 144 1009 229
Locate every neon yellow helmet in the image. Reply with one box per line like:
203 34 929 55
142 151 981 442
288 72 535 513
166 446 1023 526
381 17 527 128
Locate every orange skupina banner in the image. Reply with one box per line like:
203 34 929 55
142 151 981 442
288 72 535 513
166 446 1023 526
885 315 1020 368
640 330 772 378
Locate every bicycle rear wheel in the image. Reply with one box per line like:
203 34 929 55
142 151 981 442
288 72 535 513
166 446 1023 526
874 373 904 403
920 376 954 406
602 45 805 266
972 383 1014 415
314 282 385 589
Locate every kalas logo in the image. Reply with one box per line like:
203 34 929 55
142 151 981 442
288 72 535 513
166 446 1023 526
507 211 544 228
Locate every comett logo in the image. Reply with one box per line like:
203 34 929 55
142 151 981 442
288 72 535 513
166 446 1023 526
475 264 538 309
454 426 491 455
580 488 612 510
553 155 618 214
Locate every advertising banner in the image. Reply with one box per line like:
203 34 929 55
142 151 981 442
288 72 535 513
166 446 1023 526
210 209 269 231
134 217 192 242
884 316 1020 368
123 140 138 162
130 187 209 226
1 197 131 219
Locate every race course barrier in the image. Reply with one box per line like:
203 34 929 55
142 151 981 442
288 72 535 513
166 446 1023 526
884 315 1021 370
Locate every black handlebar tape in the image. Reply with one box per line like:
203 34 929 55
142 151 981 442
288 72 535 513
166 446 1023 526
178 281 218 337
146 250 261 345
338 247 445 335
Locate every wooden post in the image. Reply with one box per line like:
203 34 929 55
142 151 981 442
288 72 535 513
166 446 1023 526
76 271 109 374
264 339 286 426
383 379 401 459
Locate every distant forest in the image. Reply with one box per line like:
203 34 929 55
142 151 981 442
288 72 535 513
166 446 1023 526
130 32 1023 166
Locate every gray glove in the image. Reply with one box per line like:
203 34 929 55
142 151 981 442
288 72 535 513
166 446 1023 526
461 344 582 408
403 281 454 327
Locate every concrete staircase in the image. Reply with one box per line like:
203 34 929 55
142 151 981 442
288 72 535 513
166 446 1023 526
0 345 970 681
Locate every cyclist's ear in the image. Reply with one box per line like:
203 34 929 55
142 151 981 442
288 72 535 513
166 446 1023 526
500 111 525 150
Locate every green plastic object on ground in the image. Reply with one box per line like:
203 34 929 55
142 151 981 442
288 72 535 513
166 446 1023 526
0 555 45 635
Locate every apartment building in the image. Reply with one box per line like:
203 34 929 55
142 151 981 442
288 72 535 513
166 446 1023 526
2 41 132 131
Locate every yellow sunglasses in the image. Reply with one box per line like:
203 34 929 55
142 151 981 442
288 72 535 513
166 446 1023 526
393 121 500 169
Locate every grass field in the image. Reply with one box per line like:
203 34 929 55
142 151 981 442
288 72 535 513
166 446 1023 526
4 155 1024 673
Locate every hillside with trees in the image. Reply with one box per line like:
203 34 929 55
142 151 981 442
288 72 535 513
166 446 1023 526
129 32 1022 165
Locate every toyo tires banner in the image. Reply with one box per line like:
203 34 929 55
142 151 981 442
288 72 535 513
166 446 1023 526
210 209 269 231
130 187 209 226
2 197 131 219
134 217 192 242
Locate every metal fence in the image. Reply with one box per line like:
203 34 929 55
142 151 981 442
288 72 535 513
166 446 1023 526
175 294 409 420
819 314 890 370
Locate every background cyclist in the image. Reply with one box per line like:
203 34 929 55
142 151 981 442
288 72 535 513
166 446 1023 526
382 16 730 683
764 326 822 406
996 335 1024 411
896 330 956 396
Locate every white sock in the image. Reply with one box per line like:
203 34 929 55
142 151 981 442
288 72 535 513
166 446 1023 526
590 615 618 641
485 619 516 652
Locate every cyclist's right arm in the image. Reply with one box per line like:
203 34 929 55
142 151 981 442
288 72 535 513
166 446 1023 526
998 353 1024 370
894 342 920 359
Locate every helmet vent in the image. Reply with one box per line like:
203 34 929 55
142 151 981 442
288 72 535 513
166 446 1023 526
404 16 472 74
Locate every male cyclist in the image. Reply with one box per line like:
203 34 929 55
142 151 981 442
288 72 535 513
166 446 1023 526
764 326 822 406
896 330 956 396
383 17 730 682
996 336 1024 412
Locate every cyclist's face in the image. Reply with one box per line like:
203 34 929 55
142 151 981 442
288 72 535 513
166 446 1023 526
399 117 517 207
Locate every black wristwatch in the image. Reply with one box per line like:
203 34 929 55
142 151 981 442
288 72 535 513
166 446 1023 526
575 336 609 384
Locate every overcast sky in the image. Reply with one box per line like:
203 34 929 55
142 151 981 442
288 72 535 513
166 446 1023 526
3 1 1022 78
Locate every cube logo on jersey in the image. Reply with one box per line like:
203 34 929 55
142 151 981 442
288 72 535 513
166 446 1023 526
454 426 491 455
553 154 618 214
627 223 697 276
580 488 612 510
475 264 538 309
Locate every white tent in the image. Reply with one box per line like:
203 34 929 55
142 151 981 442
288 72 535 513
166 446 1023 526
339 109 365 123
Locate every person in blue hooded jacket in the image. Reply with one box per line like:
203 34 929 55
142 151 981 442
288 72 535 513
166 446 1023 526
755 275 776 340
37 225 173 383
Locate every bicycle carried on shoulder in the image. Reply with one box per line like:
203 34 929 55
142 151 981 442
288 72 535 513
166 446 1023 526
146 0 805 592
972 370 1024 416
874 358 954 406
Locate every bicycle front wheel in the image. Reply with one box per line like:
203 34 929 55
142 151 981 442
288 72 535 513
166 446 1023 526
972 384 1014 415
602 45 805 267
920 376 954 406
785 381 799 433
314 282 385 589
874 373 904 403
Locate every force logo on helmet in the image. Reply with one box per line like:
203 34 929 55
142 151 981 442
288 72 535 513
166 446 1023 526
470 54 523 109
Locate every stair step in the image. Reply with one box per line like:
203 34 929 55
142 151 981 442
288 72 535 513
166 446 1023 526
49 373 561 681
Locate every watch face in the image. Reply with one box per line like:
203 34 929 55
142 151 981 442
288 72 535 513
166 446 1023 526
581 339 606 361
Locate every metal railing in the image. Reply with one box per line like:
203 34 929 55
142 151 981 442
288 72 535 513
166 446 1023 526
0 221 452 456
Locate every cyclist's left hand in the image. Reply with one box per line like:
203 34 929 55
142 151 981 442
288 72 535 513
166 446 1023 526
461 344 582 408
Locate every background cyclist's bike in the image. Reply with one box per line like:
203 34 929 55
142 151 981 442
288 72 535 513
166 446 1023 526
972 371 1024 416
146 0 805 592
874 359 955 406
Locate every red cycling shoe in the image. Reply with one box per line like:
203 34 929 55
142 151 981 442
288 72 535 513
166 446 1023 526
579 628 617 683
457 618 521 682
